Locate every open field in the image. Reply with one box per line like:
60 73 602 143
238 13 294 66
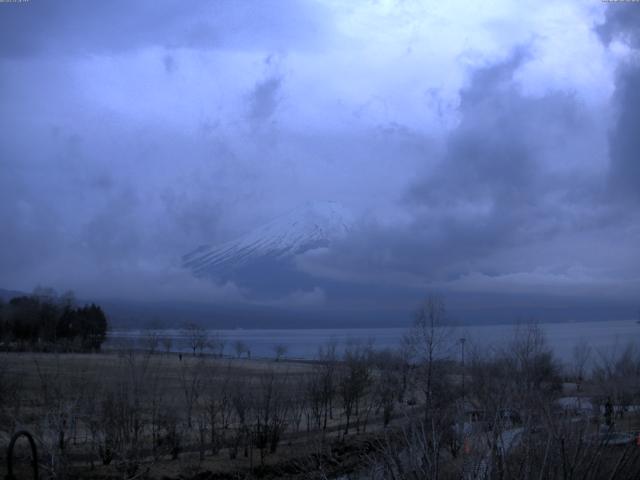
0 349 404 479
3 320 640 479
0 351 316 390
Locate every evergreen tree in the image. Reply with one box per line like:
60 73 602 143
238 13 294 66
1 291 109 352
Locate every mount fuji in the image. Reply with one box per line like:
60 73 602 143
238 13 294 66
182 201 354 296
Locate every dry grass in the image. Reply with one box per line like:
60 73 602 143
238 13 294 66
0 351 364 479
1 350 314 384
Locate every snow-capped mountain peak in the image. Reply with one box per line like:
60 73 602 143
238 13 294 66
183 201 353 276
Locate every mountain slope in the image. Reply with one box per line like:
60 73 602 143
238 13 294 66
183 201 353 278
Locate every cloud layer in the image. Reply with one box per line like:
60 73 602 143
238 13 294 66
0 1 638 314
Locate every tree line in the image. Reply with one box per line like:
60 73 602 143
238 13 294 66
0 287 108 352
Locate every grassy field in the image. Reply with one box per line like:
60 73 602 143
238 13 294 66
0 350 315 393
0 350 386 479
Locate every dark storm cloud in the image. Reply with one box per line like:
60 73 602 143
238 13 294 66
0 0 332 58
0 0 198 57
0 112 238 299
596 4 640 48
297 45 637 301
247 76 283 123
308 50 598 281
597 4 640 202
608 63 640 201
407 49 589 266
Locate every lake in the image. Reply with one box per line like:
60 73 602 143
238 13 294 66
106 319 640 365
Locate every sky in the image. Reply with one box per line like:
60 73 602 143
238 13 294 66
0 1 639 316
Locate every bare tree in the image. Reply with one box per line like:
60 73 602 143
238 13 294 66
33 355 90 479
161 335 173 355
234 340 249 359
372 350 403 427
178 357 205 428
304 370 324 432
95 349 156 477
202 361 233 455
208 331 226 358
273 343 288 361
572 338 592 391
317 339 338 431
338 341 373 435
251 368 291 465
405 295 452 418
370 296 458 479
141 328 160 354
183 322 208 356
593 342 640 423
229 375 251 460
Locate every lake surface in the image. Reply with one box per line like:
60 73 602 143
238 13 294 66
106 319 640 365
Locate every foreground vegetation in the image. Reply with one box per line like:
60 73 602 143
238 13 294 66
1 297 640 479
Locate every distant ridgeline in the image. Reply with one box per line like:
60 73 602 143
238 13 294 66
0 290 108 352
